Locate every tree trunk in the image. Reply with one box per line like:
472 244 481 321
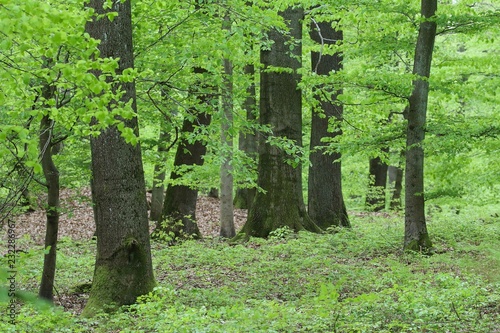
154 75 212 240
83 0 155 316
388 164 403 210
308 19 350 229
219 12 235 238
366 154 388 211
404 0 437 252
149 129 170 222
238 7 321 239
233 64 257 209
38 113 59 302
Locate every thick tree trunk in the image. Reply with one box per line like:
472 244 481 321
233 64 257 209
366 154 389 211
308 19 350 229
83 0 155 316
404 0 437 252
220 16 236 238
38 114 59 302
238 7 321 239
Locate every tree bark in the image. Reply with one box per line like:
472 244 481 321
308 19 350 229
219 12 235 238
38 113 59 302
237 7 321 239
83 0 155 316
233 64 257 209
404 0 437 252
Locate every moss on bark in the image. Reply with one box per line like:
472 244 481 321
82 239 155 317
404 233 433 253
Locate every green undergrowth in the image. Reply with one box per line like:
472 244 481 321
1 208 499 332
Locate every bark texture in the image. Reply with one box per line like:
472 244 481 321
238 7 321 239
308 19 350 229
404 0 437 252
38 113 59 301
220 23 236 238
83 0 155 316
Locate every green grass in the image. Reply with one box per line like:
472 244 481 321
1 209 499 332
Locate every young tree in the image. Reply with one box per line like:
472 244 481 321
404 0 437 252
237 7 321 239
38 91 60 302
219 12 236 238
308 17 350 229
83 0 155 316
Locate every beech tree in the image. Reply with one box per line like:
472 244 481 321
238 6 321 239
219 12 236 238
308 15 350 229
404 0 437 252
155 104 211 240
83 0 155 316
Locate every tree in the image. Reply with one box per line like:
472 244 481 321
237 6 321 239
404 0 437 252
219 11 236 238
38 88 60 302
154 77 212 241
308 16 350 229
233 64 258 210
83 0 155 316
388 164 403 210
149 127 173 222
366 153 388 211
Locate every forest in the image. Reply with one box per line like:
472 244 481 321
1 0 499 331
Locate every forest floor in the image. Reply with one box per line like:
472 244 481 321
6 187 249 245
2 188 250 315
1 189 499 332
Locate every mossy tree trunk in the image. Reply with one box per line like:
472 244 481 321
238 7 321 239
308 18 350 229
83 0 155 316
404 0 437 252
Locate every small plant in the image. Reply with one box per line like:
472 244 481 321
268 226 293 240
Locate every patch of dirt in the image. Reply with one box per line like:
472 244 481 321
1 187 247 247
